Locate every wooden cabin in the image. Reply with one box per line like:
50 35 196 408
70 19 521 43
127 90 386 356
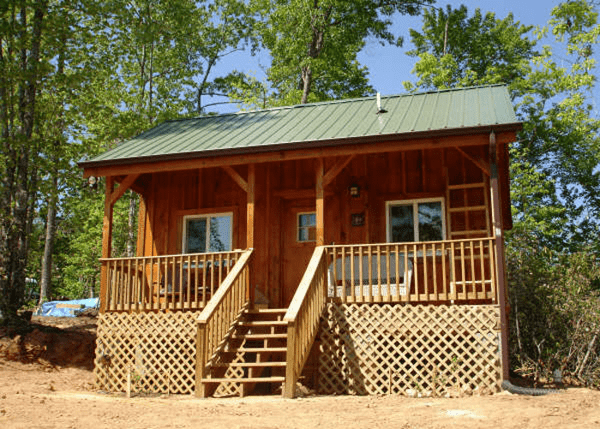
81 85 519 398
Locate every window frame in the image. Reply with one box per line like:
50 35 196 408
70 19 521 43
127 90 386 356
385 198 446 243
297 211 317 243
182 212 233 253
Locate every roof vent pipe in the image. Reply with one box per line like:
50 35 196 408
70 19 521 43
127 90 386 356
376 93 387 114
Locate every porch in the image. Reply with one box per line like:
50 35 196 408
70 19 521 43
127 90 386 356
94 236 502 398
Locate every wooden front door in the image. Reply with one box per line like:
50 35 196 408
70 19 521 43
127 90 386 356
281 202 316 307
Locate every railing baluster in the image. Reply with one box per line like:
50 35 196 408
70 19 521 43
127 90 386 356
450 241 457 301
366 245 372 303
110 260 117 311
469 240 476 300
460 242 466 301
340 247 346 301
441 242 447 301
193 254 199 309
376 245 382 302
356 246 362 303
210 253 216 297
403 245 409 303
393 245 400 301
422 242 428 301
489 239 497 302
432 243 438 301
479 239 486 300
412 243 418 301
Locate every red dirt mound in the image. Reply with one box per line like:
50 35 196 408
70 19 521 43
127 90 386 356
0 316 96 370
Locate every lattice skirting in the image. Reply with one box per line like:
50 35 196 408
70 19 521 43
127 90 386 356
318 304 502 397
94 312 199 395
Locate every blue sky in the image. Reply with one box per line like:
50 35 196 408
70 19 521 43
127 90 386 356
206 0 589 114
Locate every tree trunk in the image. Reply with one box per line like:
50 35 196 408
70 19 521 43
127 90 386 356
0 1 47 324
38 175 58 307
300 66 313 104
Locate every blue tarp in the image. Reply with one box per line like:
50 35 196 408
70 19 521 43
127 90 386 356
38 298 99 317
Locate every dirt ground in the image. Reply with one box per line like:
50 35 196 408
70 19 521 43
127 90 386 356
1 316 599 429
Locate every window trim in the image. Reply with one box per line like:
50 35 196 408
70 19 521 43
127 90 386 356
385 198 446 243
182 212 233 253
297 211 317 243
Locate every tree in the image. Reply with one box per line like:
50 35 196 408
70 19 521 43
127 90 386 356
404 1 600 249
513 0 600 250
11 0 255 310
0 0 49 323
250 0 434 106
404 5 535 92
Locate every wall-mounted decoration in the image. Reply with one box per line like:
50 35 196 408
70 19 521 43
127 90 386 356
351 212 365 227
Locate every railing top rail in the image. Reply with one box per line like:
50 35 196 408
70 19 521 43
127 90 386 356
283 246 326 323
197 248 253 325
324 236 495 249
100 249 245 262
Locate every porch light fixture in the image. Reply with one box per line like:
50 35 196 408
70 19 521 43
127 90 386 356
88 176 97 189
349 184 360 198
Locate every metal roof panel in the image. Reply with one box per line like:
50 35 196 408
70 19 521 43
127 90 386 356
84 85 520 166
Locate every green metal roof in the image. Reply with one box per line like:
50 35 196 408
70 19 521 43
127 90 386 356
82 85 520 168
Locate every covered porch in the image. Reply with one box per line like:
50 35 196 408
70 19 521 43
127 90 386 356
92 135 511 398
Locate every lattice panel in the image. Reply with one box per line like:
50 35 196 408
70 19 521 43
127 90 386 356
94 312 199 395
318 304 501 397
212 345 247 398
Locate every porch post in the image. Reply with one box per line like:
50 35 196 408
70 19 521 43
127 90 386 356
100 176 115 313
489 131 510 380
316 158 325 246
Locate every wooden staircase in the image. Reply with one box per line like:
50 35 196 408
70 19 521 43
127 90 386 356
200 308 289 397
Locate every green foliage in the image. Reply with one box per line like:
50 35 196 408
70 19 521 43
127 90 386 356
508 232 600 384
242 0 433 107
404 5 535 92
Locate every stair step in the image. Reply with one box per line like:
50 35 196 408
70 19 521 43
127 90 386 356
227 347 287 353
232 333 287 340
239 320 287 326
213 361 286 368
202 376 285 384
246 308 287 314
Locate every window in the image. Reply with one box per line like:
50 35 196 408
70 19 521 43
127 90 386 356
297 212 316 242
386 199 445 243
182 213 232 253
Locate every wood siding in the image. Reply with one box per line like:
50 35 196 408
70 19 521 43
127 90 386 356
132 141 507 308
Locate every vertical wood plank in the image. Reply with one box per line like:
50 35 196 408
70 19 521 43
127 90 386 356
247 164 255 307
247 164 255 248
136 196 146 256
316 158 325 246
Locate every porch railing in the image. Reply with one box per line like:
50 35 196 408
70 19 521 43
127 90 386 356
325 237 497 304
100 250 245 312
195 248 253 398
284 246 328 398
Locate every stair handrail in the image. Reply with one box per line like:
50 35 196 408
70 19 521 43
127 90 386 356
283 246 328 398
195 248 253 397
